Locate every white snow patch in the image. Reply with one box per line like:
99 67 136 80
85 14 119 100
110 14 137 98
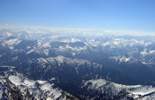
9 75 22 86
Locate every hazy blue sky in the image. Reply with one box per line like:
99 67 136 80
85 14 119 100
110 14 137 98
0 0 155 32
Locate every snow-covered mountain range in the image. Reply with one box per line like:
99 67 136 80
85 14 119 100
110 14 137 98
0 30 155 100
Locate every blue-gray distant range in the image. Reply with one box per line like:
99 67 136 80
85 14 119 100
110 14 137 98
1 29 155 100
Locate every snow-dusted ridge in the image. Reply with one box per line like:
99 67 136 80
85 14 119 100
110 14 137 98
83 79 155 99
0 72 78 100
